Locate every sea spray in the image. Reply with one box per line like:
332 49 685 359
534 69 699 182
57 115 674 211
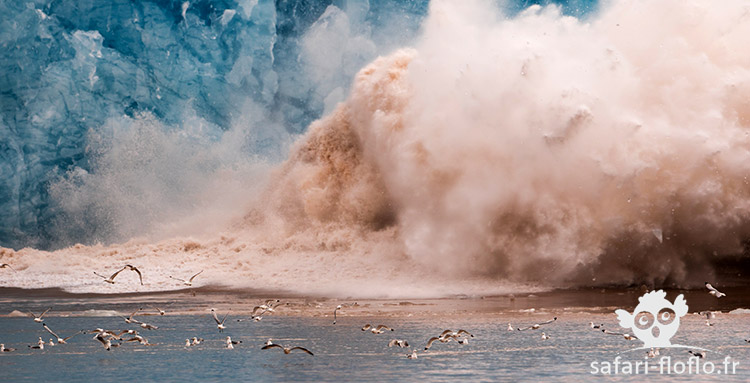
3 0 750 296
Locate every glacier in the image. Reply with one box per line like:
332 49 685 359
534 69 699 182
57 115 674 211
0 0 595 250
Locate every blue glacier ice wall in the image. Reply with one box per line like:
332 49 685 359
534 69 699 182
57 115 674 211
0 0 595 250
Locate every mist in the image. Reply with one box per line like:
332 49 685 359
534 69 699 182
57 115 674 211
4 0 750 297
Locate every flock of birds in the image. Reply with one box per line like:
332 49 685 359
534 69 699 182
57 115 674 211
0 264 743 360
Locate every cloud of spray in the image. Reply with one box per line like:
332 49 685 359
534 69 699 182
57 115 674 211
264 0 750 288
5 0 750 296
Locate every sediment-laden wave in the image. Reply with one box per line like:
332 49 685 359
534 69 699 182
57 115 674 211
2 0 750 296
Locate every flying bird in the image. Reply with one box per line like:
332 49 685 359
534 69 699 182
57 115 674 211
123 264 143 285
29 308 51 323
169 270 203 286
705 282 725 298
362 324 394 334
424 336 454 350
211 308 230 332
121 308 142 324
261 343 313 355
43 323 83 344
440 329 474 338
93 267 127 284
388 339 410 348
517 317 557 331
124 334 151 345
139 322 158 330
94 334 119 350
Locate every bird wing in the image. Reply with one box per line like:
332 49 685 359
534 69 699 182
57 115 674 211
425 337 441 349
93 271 109 280
128 308 141 320
517 325 533 331
211 309 221 324
251 306 267 316
221 310 231 324
95 335 109 346
456 329 473 337
361 324 372 331
290 346 314 355
109 267 127 280
602 329 625 336
262 344 284 351
388 339 398 347
169 276 186 283
189 270 203 282
130 267 143 285
39 308 52 318
63 331 83 341
375 325 392 331
439 330 454 337
43 324 60 339
540 317 557 325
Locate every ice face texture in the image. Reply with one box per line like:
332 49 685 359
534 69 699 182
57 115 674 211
0 0 435 248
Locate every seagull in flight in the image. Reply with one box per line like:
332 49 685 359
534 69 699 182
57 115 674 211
43 323 83 344
139 322 158 330
153 307 166 316
124 334 151 345
362 324 394 334
169 270 203 286
0 263 16 271
388 339 410 348
424 335 454 350
705 282 725 298
517 317 557 331
94 267 126 284
440 329 474 338
261 343 314 355
602 329 636 340
121 308 142 324
211 308 230 332
123 265 143 285
94 334 119 350
29 308 51 323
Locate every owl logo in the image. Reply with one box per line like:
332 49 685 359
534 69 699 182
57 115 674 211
615 290 688 348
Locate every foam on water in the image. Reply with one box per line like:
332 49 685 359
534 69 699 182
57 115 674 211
3 0 750 296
